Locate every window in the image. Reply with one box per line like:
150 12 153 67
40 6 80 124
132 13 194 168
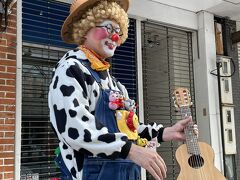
21 0 137 179
224 79 230 92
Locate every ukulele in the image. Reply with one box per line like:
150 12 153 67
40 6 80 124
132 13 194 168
173 87 226 180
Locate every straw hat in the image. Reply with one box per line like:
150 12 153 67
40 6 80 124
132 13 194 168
61 0 130 44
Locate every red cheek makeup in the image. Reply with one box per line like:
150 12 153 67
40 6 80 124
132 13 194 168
94 28 109 40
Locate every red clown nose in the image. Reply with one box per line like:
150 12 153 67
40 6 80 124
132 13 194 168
111 34 120 42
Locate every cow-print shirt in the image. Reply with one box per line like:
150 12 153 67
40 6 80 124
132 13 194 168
48 49 163 179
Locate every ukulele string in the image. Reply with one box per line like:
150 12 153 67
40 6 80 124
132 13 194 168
183 109 196 176
186 121 204 179
186 109 199 170
188 111 205 179
186 110 198 170
182 109 191 167
186 108 206 180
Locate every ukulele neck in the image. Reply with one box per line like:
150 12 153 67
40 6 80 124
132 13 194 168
180 107 200 155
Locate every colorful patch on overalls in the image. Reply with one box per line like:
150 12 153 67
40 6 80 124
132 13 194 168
108 90 148 145
115 110 139 140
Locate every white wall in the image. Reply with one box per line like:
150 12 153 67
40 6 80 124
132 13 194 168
194 11 224 172
142 0 240 22
148 0 223 12
128 0 198 30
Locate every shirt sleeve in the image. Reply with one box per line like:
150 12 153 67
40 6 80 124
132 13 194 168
48 57 131 159
138 123 164 143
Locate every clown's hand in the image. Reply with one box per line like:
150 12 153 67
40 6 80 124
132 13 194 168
128 144 167 180
162 116 199 142
193 124 198 137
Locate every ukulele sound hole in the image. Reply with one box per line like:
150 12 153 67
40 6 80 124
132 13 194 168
188 155 204 169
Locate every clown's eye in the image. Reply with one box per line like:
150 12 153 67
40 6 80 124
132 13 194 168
97 24 122 36
105 24 114 33
106 24 120 34
114 27 121 34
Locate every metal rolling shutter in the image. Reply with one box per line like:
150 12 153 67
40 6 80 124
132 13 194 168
111 19 137 99
141 21 196 180
21 0 137 179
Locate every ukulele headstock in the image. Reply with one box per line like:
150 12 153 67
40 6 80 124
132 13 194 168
173 87 192 109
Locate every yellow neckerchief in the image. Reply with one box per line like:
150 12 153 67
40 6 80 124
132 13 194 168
79 45 111 71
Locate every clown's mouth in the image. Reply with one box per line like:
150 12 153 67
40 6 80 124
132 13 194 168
105 41 115 50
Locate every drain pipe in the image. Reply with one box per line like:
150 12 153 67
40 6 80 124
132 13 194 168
15 0 22 179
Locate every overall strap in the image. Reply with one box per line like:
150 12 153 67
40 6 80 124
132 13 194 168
78 59 102 85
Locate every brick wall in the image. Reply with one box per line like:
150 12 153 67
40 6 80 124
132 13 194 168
0 3 17 180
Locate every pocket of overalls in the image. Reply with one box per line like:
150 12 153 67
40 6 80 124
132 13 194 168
82 160 106 180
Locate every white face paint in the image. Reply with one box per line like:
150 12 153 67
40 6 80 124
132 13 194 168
99 20 119 58
84 19 121 59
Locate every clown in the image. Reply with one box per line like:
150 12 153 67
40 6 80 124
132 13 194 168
48 0 198 180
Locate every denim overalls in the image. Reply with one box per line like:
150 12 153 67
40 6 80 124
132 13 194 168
56 59 141 180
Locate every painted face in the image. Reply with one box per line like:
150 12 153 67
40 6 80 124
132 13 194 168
84 20 122 59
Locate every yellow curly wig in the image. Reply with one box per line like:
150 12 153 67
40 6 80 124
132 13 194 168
72 0 129 45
